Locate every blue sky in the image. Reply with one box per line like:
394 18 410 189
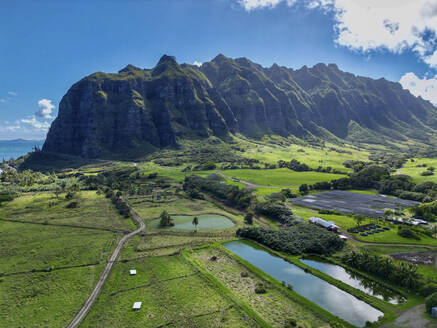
1 0 436 139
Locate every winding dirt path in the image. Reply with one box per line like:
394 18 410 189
66 199 145 328
215 170 297 189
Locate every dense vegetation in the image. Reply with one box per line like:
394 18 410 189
236 224 344 255
183 175 252 209
278 159 346 174
254 201 302 226
342 251 420 290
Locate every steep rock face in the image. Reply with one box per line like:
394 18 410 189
44 54 437 158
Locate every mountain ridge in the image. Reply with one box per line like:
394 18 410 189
43 54 437 158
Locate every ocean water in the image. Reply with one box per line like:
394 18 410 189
0 139 45 161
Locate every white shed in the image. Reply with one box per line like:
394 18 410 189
339 235 348 241
130 269 137 275
133 302 142 310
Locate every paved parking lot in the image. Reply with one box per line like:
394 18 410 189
291 190 419 218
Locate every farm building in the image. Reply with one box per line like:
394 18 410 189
130 269 137 275
309 217 339 232
132 302 142 310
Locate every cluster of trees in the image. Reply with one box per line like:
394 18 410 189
101 188 130 218
278 159 345 174
254 201 301 226
342 251 420 290
0 167 56 187
411 201 437 222
236 224 344 255
80 167 140 191
183 175 252 209
421 166 435 176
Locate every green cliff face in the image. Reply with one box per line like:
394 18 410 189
43 54 437 158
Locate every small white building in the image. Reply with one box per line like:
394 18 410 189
133 302 142 310
130 269 137 275
339 235 348 241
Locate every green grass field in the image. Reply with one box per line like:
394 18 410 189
120 234 235 260
0 221 118 274
0 191 136 231
128 195 244 225
241 141 369 171
221 168 346 187
0 265 103 328
189 246 329 328
399 158 437 184
81 255 257 328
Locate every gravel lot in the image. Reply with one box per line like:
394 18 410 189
291 190 419 218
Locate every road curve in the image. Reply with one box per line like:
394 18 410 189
215 170 297 189
66 199 145 328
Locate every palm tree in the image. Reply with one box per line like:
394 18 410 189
192 216 199 232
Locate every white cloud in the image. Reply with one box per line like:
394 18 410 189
7 91 17 96
20 116 51 131
236 0 437 69
0 99 5 103
35 98 55 119
193 61 202 67
238 0 286 11
400 72 437 105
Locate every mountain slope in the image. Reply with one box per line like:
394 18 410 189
43 54 437 158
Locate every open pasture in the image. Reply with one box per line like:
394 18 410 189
241 141 369 171
81 255 257 327
128 195 243 225
220 168 346 187
121 234 234 260
0 265 103 328
0 221 118 274
0 191 135 231
399 157 437 184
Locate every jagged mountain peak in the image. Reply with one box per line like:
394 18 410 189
43 54 437 158
118 64 142 73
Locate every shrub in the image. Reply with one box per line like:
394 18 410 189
240 271 249 277
398 228 420 240
66 201 79 209
254 282 266 294
421 170 434 176
244 213 253 225
420 283 437 297
284 318 297 327
425 292 437 313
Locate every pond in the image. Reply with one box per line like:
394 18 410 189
223 241 383 327
300 258 405 304
149 213 235 231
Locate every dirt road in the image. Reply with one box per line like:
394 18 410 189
66 199 145 328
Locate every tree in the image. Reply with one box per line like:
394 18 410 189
159 210 173 227
244 213 253 225
353 214 366 227
192 216 199 231
54 186 61 199
299 184 309 195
